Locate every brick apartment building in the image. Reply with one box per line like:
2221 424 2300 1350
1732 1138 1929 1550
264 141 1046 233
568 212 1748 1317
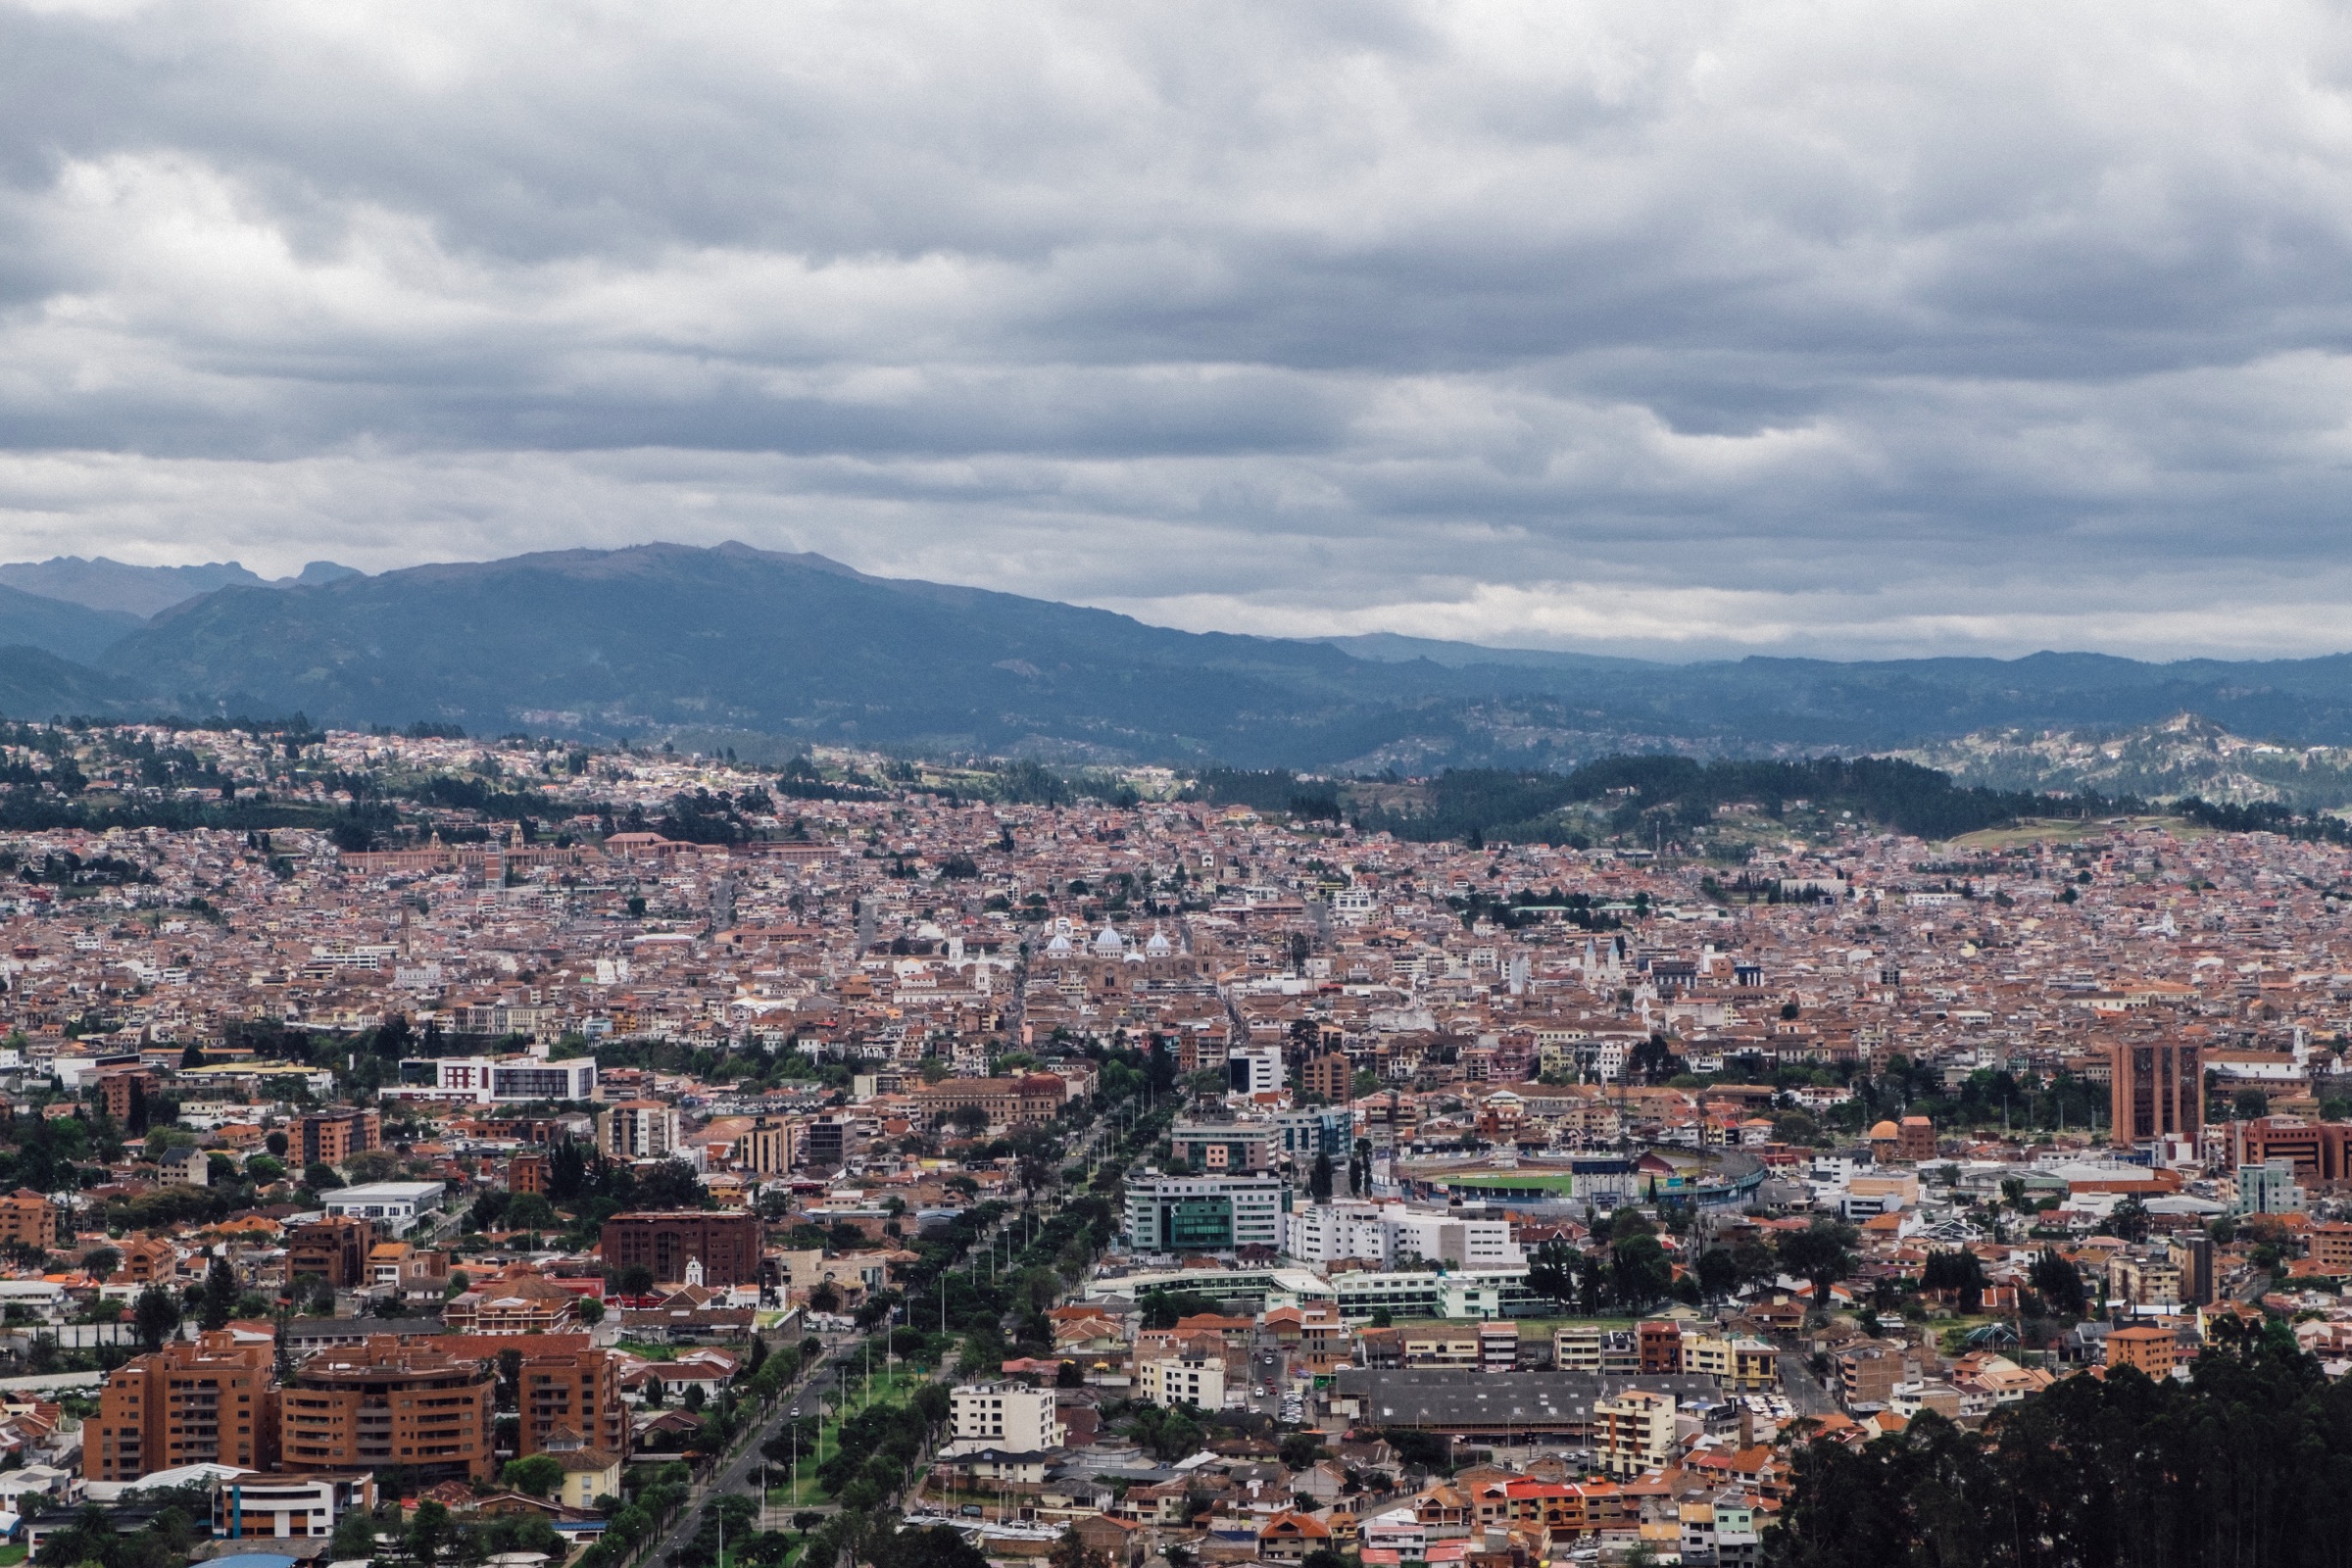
599 1210 762 1287
0 1189 59 1251
298 1108 381 1168
98 1071 155 1125
286 1216 373 1290
91 1332 278 1480
280 1339 496 1482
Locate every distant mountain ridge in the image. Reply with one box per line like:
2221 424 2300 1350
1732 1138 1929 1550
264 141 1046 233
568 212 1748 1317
8 541 2352 770
0 556 359 618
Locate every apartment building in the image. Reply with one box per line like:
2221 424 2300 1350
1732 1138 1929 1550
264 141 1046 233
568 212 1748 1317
516 1346 629 1459
285 1216 372 1291
732 1114 796 1178
280 1340 496 1483
949 1382 1066 1450
89 1332 278 1481
1553 1324 1640 1375
599 1210 762 1286
0 1190 60 1252
1594 1389 1676 1477
1135 1356 1226 1411
298 1108 381 1169
597 1101 682 1161
2105 1326 2179 1380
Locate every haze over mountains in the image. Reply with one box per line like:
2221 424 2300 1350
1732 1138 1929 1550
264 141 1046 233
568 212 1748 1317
8 541 2352 780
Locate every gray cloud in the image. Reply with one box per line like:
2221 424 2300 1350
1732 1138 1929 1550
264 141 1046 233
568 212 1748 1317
3 0 2352 658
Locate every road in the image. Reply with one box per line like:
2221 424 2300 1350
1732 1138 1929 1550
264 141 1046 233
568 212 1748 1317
1778 1348 1838 1417
641 1341 839 1568
642 1096 1133 1566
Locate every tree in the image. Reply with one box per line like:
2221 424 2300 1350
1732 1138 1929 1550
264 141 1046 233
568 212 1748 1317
304 1162 344 1192
1631 1034 1676 1084
1048 1527 1111 1568
616 1263 657 1298
1308 1152 1334 1203
329 1504 381 1560
1920 1249 1988 1312
502 1454 564 1497
506 1193 559 1231
1696 1246 1740 1301
1777 1217 1860 1313
2108 1195 2152 1243
1526 1238 1580 1303
134 1282 181 1351
578 1297 606 1325
84 1246 120 1283
634 1158 708 1209
407 1498 454 1563
1279 1433 1328 1470
947 1104 991 1137
2029 1249 2085 1317
199 1255 238 1331
1610 1234 1672 1309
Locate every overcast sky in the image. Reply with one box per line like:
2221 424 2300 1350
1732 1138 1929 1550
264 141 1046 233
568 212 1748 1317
5 2 2352 659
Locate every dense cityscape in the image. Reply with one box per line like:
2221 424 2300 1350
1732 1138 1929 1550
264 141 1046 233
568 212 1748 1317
0 719 2341 1566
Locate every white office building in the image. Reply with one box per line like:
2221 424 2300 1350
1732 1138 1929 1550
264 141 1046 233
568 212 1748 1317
397 1054 597 1104
320 1181 446 1238
1284 1200 1522 1269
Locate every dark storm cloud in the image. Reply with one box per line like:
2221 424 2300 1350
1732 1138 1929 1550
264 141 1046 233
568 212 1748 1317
3 0 2352 656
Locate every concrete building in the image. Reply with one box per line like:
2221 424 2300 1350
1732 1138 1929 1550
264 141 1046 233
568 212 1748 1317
1594 1389 1677 1476
949 1383 1065 1450
598 1101 683 1161
1136 1355 1226 1410
213 1472 373 1543
2234 1158 2304 1216
398 1054 597 1104
320 1181 446 1238
1124 1173 1288 1254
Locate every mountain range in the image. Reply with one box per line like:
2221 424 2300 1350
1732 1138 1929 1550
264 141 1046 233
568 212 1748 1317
9 541 2352 774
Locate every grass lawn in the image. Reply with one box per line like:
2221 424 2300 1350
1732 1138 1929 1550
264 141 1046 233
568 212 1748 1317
1439 1172 1583 1192
1946 815 2207 850
760 1363 929 1506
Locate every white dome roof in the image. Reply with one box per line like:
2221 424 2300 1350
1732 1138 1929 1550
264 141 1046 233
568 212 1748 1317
1046 932 1074 955
1093 923 1126 954
1146 927 1173 956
